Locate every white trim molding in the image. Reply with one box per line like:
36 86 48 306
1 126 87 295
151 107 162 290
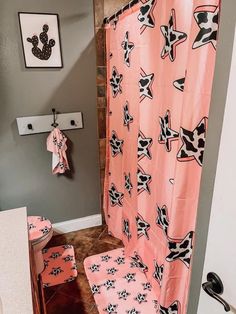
52 214 102 234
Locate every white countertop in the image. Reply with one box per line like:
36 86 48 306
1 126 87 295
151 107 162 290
0 207 33 314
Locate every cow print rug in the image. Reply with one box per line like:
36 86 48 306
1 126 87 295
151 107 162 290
84 248 158 314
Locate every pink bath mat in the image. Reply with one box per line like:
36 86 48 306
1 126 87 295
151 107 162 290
84 248 159 314
41 245 78 288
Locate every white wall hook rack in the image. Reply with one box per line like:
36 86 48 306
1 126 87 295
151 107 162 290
16 112 83 136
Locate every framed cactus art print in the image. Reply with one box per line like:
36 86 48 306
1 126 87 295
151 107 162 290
18 12 63 68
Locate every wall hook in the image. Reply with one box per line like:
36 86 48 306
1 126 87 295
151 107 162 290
51 108 59 127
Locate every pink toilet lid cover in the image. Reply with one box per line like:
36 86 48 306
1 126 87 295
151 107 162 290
27 216 52 242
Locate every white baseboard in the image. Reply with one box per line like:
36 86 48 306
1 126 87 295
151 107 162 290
52 214 102 234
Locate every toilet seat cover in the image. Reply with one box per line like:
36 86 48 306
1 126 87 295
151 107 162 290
28 216 52 243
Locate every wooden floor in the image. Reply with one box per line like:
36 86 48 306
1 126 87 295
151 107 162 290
44 225 123 314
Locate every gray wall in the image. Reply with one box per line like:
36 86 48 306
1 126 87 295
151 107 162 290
187 0 236 312
0 0 101 223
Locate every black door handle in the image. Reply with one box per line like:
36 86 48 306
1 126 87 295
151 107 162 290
202 272 230 312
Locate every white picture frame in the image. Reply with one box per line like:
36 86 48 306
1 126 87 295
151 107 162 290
18 12 63 68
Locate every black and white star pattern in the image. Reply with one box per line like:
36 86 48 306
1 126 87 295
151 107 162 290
160 9 187 62
130 252 148 273
110 66 123 97
117 289 130 300
173 77 185 92
142 282 152 291
104 303 118 314
166 231 194 268
123 219 132 241
89 264 100 273
159 110 179 152
107 267 118 275
110 131 124 157
193 5 219 50
136 214 150 240
101 255 112 263
103 279 116 290
156 204 169 237
177 117 207 167
139 68 154 102
121 31 134 67
126 308 140 314
124 273 136 283
138 131 153 160
91 284 101 295
135 293 147 304
160 301 179 314
137 166 152 194
114 256 125 265
108 183 124 207
138 0 156 34
124 172 133 196
123 102 134 130
153 260 164 286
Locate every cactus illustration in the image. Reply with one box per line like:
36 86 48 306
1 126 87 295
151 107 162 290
27 24 55 60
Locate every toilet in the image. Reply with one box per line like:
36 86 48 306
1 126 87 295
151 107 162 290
27 216 53 275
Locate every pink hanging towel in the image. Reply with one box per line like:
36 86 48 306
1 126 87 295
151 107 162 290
47 128 70 174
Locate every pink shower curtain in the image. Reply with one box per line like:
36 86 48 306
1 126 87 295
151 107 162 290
104 0 220 312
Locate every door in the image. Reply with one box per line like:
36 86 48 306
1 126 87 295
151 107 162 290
196 12 236 314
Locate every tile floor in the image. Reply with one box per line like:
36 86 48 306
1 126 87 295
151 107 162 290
44 225 123 314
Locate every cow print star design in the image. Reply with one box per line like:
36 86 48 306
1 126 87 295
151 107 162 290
91 284 101 295
117 289 130 300
173 77 185 92
124 273 136 283
137 167 152 194
103 279 116 290
49 252 61 259
156 204 169 236
159 110 179 152
193 5 219 50
50 267 63 276
123 219 132 241
130 252 148 272
107 267 118 275
126 308 140 314
139 68 154 102
135 293 147 304
160 301 179 314
123 102 134 130
177 117 207 167
109 183 124 207
138 131 153 160
89 264 100 272
142 282 152 291
104 303 118 314
110 131 124 157
115 256 125 265
110 66 123 97
63 255 73 262
138 0 156 34
161 9 187 62
121 31 134 67
124 172 133 196
166 231 194 268
153 260 164 286
40 226 50 235
136 214 150 240
101 255 112 262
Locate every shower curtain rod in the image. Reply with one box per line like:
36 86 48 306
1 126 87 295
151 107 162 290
103 0 139 24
